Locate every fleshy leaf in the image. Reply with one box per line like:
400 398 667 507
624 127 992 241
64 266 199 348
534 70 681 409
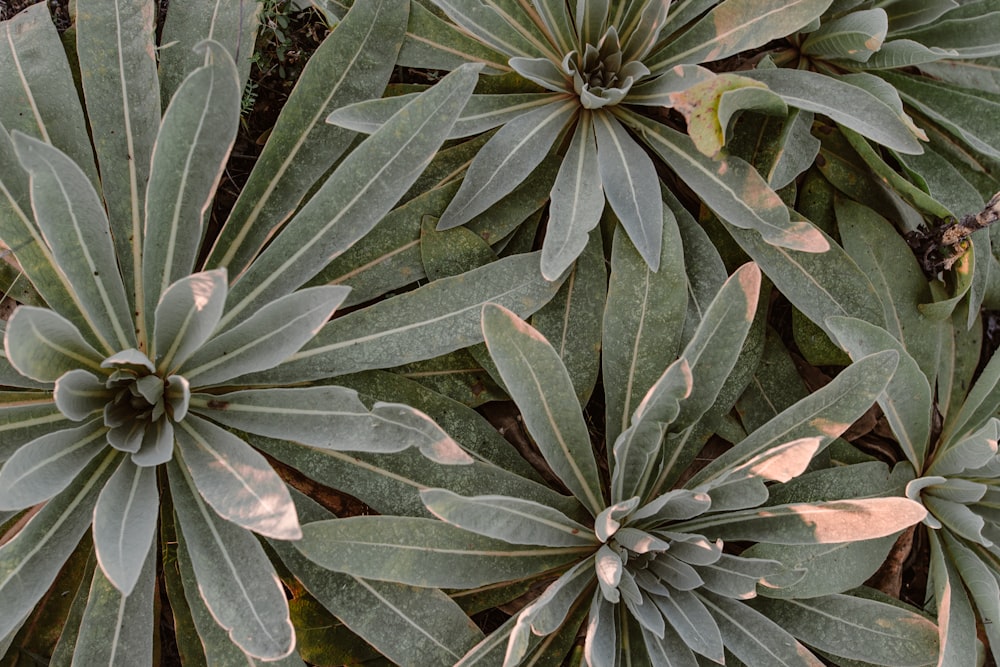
4 306 105 383
92 458 159 595
152 269 228 373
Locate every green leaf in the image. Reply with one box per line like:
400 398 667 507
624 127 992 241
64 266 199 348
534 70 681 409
238 251 563 384
437 99 576 230
482 303 605 516
76 0 160 317
72 543 155 666
0 395 71 462
420 489 598 547
602 197 688 447
92 459 158 596
699 591 825 667
942 531 1000 664
158 0 260 103
430 0 556 60
532 0 577 56
4 306 105 382
621 110 829 252
826 317 932 470
220 62 480 328
652 589 724 663
152 270 228 374
0 5 97 183
649 0 832 69
12 133 135 352
741 69 923 154
181 286 348 386
752 595 940 666
942 345 1000 446
801 9 887 62
167 459 295 660
174 414 301 540
929 531 982 667
53 370 110 421
542 111 603 280
142 41 239 324
398 1 511 72
0 419 107 511
0 449 119 639
895 4 1000 58
206 0 409 274
678 498 926 544
295 516 586 588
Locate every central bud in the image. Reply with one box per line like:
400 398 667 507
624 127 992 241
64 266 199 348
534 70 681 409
563 27 650 109
99 349 190 466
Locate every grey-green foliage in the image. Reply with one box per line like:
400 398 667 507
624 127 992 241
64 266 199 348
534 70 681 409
292 259 934 666
324 0 933 279
0 1 568 663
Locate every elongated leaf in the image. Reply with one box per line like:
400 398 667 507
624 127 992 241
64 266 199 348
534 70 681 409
620 110 828 252
430 0 557 61
0 5 97 183
207 0 409 274
593 112 663 269
542 110 604 280
0 449 119 638
234 251 563 384
152 270 228 374
929 531 981 667
604 212 689 450
698 591 826 667
72 542 155 666
4 306 105 382
158 0 260 103
12 134 135 352
679 498 926 544
397 1 511 72
0 395 71 462
826 317 932 469
220 64 480 327
181 285 348 386
688 350 899 487
295 516 586 588
752 595 940 666
273 489 484 667
76 0 160 316
421 489 598 547
92 459 158 596
897 6 1000 58
482 303 605 516
649 0 831 69
741 68 923 154
942 346 1000 446
174 414 300 540
142 41 239 323
437 99 576 230
167 459 295 660
801 9 887 62
0 419 107 511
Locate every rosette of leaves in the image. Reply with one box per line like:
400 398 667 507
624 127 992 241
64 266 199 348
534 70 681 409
323 0 933 280
741 0 1000 318
0 1 564 663
292 258 932 666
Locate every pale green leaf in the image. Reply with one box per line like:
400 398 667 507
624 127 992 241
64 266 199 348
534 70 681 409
649 0 832 69
532 0 577 56
0 395 71 462
158 0 261 103
896 6 1000 58
864 39 957 69
826 316 932 469
928 531 982 667
152 270 228 374
482 303 604 515
92 459 158 596
801 9 887 63
236 251 563 384
53 370 110 421
174 414 301 540
593 111 663 270
752 595 940 666
0 449 118 638
167 459 295 660
942 531 1000 664
420 489 598 547
621 110 829 252
76 0 160 315
12 133 135 352
430 0 557 60
677 498 926 544
0 419 107 511
72 543 155 667
142 42 239 321
885 0 959 32
398 1 511 72
942 346 1000 446
4 306 105 382
917 54 1000 93
542 110 604 281
206 0 409 274
437 98 576 230
652 589 724 663
583 594 617 667
295 516 586 588
181 286 348 386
